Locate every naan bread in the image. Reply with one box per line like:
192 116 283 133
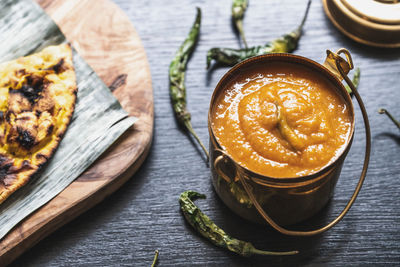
0 44 77 204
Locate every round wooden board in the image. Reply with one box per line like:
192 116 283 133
0 0 154 265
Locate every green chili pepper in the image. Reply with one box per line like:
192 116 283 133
179 190 299 257
150 250 159 267
169 8 209 160
232 0 249 48
207 0 312 69
345 67 361 95
378 108 400 129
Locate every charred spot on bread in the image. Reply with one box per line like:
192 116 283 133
16 127 35 150
46 124 54 136
14 116 31 121
35 153 48 160
15 69 26 76
5 111 11 123
9 75 46 105
0 154 13 186
0 156 33 187
46 58 66 74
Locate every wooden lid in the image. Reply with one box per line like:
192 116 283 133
323 0 400 48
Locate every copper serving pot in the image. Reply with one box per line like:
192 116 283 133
208 49 371 236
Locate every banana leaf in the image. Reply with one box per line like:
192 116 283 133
0 0 137 239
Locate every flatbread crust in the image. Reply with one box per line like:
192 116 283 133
0 44 77 204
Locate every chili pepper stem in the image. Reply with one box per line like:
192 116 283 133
236 20 248 48
151 250 159 267
297 0 312 32
251 248 299 256
184 119 210 160
378 108 400 129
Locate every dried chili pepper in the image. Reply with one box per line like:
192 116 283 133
207 0 312 69
345 67 360 95
179 190 299 257
378 109 400 129
151 250 159 267
169 8 209 160
232 0 249 48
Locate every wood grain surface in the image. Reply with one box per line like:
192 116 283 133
0 0 153 265
9 0 400 266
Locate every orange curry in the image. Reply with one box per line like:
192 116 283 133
211 62 352 178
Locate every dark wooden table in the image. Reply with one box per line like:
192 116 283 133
11 0 400 266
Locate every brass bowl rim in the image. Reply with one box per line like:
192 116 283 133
208 53 356 184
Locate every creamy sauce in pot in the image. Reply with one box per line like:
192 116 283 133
211 62 352 178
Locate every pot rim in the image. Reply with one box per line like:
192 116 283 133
208 52 356 184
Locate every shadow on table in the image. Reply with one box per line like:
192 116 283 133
374 132 400 146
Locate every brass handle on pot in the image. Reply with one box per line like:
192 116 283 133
323 48 353 79
238 49 371 236
214 151 237 183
